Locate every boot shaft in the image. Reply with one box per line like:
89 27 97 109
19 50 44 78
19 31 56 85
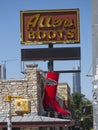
43 71 70 115
45 71 59 98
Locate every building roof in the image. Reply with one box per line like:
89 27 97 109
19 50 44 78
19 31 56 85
0 113 74 128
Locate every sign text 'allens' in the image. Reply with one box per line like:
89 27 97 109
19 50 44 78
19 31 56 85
20 9 80 45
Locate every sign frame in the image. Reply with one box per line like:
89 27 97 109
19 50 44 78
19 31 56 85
20 9 80 45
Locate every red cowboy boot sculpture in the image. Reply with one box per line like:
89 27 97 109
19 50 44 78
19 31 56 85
43 71 70 115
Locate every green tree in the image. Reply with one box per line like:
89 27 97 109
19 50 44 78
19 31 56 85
70 92 93 130
71 92 85 119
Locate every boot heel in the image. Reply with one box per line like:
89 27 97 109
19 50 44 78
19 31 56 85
44 106 54 112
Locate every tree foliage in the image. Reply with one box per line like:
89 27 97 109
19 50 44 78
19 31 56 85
71 92 93 130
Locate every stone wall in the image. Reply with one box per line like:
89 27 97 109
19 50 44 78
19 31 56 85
0 64 44 115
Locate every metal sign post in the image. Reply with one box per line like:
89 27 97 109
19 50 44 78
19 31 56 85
48 44 54 71
6 96 12 130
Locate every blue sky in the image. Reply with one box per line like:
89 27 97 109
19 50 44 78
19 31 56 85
0 0 92 100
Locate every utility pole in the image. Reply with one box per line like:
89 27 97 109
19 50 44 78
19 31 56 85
92 59 98 130
6 96 12 130
92 0 98 129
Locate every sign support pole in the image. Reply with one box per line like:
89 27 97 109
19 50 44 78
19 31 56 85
48 44 54 71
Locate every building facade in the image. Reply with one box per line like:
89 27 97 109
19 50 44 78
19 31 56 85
73 66 81 93
0 64 6 79
0 64 73 130
57 83 71 110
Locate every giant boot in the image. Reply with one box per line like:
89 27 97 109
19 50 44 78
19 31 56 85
42 71 70 115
